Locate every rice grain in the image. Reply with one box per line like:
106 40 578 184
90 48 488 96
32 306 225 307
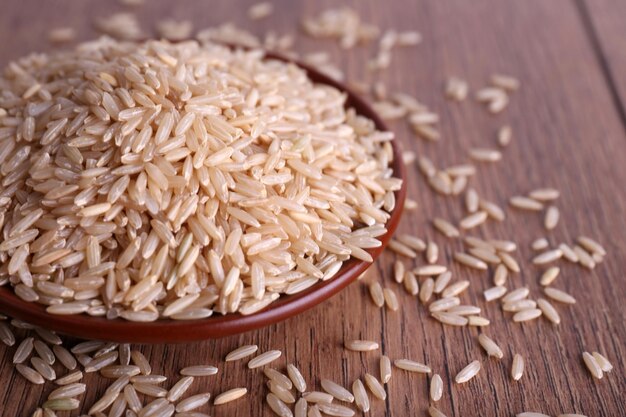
317 403 355 417
544 288 576 304
454 252 488 270
267 393 293 417
432 312 468 326
176 393 211 412
380 355 392 384
433 272 452 294
41 398 80 411
469 148 502 162
454 360 480 384
364 373 386 400
582 352 603 379
321 379 354 402
433 218 460 238
0 323 15 346
344 340 379 352
592 352 613 372
544 206 559 230
352 379 369 412
302 391 334 404
54 371 83 386
287 364 307 393
419 278 434 303
167 376 194 402
14 337 35 364
559 243 579 263
499 252 521 273
513 309 542 322
493 264 508 286
468 316 490 326
497 125 512 147
511 353 525 381
459 211 488 229
430 373 443 401
540 267 560 286
394 359 431 373
295 398 307 417
214 388 247 405
48 383 86 400
248 350 282 369
383 288 399 311
509 196 544 211
426 241 438 263
537 299 561 324
16 363 45 384
441 280 470 298
478 334 503 359
368 282 385 307
532 238 549 251
577 236 607 257
466 189 479 213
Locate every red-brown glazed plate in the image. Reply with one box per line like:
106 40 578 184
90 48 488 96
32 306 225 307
0 49 407 343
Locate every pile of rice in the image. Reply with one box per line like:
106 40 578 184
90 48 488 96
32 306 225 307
0 38 401 322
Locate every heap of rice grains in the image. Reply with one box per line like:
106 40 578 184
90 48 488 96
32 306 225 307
0 38 401 322
0 3 615 417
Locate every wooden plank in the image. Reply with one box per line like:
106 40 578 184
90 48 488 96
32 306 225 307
579 0 626 122
0 1 624 416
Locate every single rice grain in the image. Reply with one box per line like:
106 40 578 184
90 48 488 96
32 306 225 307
180 365 218 376
383 288 399 311
478 334 503 359
544 287 576 304
532 238 549 251
433 218 460 237
540 267 560 286
364 373 386 400
317 403 355 417
214 388 247 405
510 196 543 211
394 359 431 373
368 282 385 307
176 393 211 412
266 393 293 417
511 354 525 381
287 364 307 393
537 299 561 324
345 340 379 352
321 379 354 402
544 206 560 230
430 373 443 401
513 308 542 322
582 352 602 379
226 345 259 362
455 360 480 384
454 253 488 270
302 391 334 404
352 379 369 412
380 355 392 384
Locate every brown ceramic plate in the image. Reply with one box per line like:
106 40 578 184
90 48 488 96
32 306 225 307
0 49 407 343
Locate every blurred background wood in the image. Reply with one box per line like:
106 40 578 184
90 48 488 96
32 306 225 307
0 0 624 416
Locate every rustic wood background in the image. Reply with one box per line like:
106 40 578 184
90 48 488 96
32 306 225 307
0 0 625 416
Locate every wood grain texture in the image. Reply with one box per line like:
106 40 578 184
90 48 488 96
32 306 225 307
580 0 626 124
0 1 625 416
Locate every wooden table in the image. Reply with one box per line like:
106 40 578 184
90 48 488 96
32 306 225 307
0 1 624 416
